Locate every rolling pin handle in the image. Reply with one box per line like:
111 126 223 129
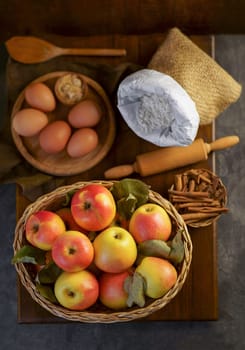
104 164 136 179
205 135 240 153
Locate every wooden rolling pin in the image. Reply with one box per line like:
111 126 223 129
104 136 239 179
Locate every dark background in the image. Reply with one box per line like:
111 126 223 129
1 0 245 39
0 1 245 349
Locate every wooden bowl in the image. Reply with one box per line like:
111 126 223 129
10 71 116 176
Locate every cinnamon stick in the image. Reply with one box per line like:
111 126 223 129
181 212 218 221
168 189 209 198
198 173 212 184
187 206 229 213
178 200 220 208
188 179 196 191
174 174 183 191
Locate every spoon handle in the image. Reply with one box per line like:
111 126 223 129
60 47 127 57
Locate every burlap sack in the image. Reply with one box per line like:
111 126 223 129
148 27 242 125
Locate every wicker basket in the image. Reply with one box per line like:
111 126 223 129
168 169 228 228
13 180 192 323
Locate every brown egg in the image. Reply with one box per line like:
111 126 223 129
39 120 72 154
68 99 102 128
25 82 56 112
67 128 99 158
12 108 49 137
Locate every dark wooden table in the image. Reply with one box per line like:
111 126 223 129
1 0 245 42
13 33 217 323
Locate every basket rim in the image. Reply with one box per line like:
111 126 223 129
13 180 193 323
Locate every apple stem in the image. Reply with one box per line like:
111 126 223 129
84 202 92 210
67 290 75 298
32 224 39 233
69 247 76 255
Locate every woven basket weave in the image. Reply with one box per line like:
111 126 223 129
13 180 192 323
148 27 242 125
168 169 228 228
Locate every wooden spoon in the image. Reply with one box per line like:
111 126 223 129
5 36 127 64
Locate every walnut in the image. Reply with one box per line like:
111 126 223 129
54 73 88 105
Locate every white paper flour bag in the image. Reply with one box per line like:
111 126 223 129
117 69 200 147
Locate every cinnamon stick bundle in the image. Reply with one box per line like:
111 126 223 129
168 168 228 227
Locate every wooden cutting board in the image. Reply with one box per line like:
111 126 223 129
14 33 217 323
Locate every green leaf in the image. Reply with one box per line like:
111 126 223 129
117 193 138 219
62 190 76 206
137 231 185 266
111 178 149 204
124 271 146 308
36 283 58 303
37 262 62 284
137 239 171 260
111 178 149 219
168 229 185 265
11 245 46 265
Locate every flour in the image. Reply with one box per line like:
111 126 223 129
137 94 174 133
117 69 200 147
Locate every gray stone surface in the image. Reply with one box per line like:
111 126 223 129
0 35 244 350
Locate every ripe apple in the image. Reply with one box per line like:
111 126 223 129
136 257 177 299
54 270 99 310
93 226 137 273
25 210 66 250
99 271 131 310
51 230 94 272
129 203 172 243
55 207 84 232
109 212 129 230
71 184 116 231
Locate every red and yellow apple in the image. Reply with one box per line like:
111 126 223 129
99 271 131 310
55 207 83 232
136 257 177 299
54 270 99 310
25 210 66 250
129 203 172 243
93 226 137 273
71 184 116 231
51 230 94 272
109 212 129 231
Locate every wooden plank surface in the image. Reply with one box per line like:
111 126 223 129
1 0 245 42
14 33 217 323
